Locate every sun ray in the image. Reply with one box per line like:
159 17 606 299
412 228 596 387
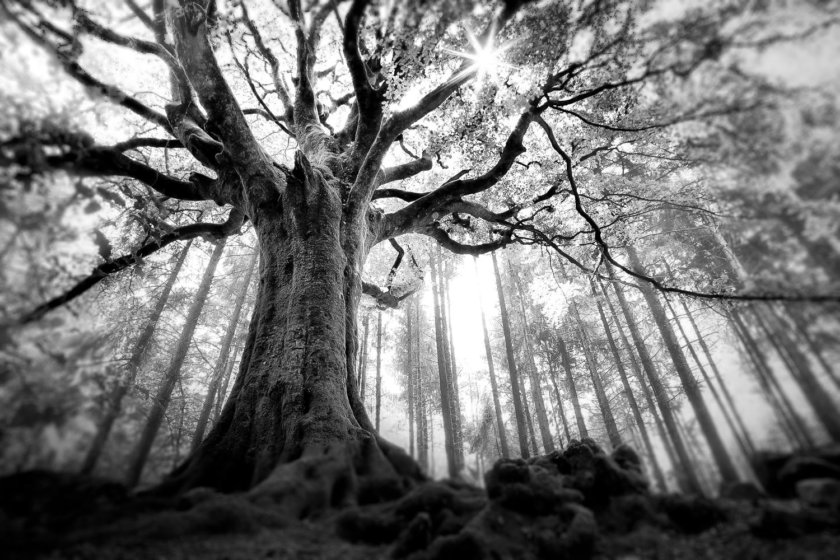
443 23 514 82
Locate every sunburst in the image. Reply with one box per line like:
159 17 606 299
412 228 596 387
444 23 513 82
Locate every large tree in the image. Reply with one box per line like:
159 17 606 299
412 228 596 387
2 0 837 516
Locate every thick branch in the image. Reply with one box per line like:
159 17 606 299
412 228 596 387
377 151 433 186
343 0 382 147
382 111 534 238
169 1 270 175
421 226 513 256
3 137 217 201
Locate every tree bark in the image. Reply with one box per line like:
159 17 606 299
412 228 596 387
153 173 422 512
589 277 666 491
607 263 703 494
491 251 530 458
474 256 510 458
626 247 739 485
80 240 192 475
191 250 258 451
126 238 226 487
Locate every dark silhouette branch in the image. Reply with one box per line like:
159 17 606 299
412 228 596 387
3 4 173 133
15 209 246 325
534 114 840 303
2 136 218 202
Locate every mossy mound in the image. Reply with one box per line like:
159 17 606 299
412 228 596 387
2 440 839 559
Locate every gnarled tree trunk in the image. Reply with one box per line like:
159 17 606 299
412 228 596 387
156 172 420 515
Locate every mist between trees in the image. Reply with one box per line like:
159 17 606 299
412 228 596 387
0 0 839 557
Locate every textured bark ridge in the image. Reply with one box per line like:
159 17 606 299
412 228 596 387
150 161 422 513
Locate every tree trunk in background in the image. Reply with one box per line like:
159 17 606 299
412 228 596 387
375 309 383 432
752 305 840 441
80 240 192 475
510 262 554 453
600 280 679 482
359 312 370 403
415 303 429 471
680 299 757 456
547 359 572 444
573 303 621 449
557 337 588 439
126 239 226 487
440 253 464 468
430 250 458 476
589 278 666 491
781 303 840 392
729 309 814 449
474 257 510 458
677 419 713 496
663 297 756 468
191 251 258 452
706 220 821 449
626 247 739 485
492 251 530 458
406 299 415 458
607 263 703 494
521 380 540 456
214 354 237 422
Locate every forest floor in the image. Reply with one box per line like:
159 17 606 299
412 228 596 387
2 439 839 559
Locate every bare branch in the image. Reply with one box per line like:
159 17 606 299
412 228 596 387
15 209 246 325
3 5 173 133
239 0 293 117
2 136 217 202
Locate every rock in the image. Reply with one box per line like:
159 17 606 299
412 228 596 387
752 500 840 538
0 470 127 531
560 440 648 508
391 512 433 558
779 457 840 495
656 494 726 534
796 478 840 512
335 506 401 544
484 459 583 516
719 481 766 501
